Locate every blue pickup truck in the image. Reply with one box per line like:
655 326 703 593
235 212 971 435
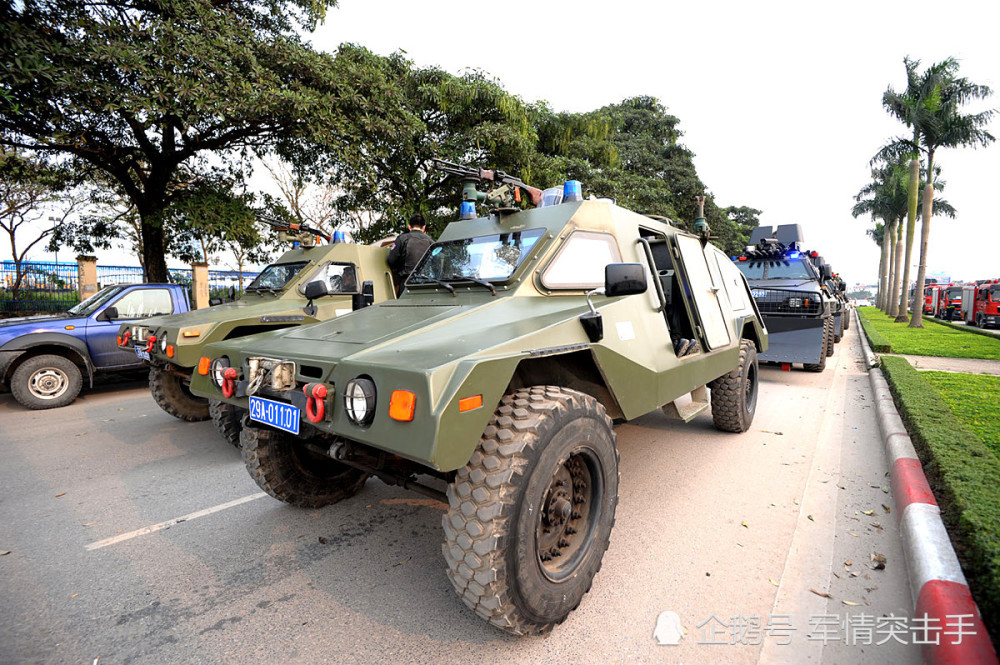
0 283 190 410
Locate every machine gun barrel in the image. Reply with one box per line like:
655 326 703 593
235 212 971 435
430 159 543 207
257 214 331 243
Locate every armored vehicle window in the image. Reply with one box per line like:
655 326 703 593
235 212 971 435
736 259 814 280
246 261 309 291
67 285 126 316
541 231 623 290
111 288 173 319
300 262 360 294
717 255 748 311
410 228 545 283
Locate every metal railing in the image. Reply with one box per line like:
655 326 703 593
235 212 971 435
1 262 259 315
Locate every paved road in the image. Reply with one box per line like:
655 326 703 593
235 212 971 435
1 325 920 665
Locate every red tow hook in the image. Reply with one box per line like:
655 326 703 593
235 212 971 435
221 367 238 398
121 330 132 347
146 335 157 353
304 383 328 423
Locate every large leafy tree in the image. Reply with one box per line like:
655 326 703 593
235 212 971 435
879 57 994 326
0 0 409 281
317 62 541 243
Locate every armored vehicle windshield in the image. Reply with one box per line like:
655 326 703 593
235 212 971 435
409 228 546 283
246 261 309 291
736 258 817 280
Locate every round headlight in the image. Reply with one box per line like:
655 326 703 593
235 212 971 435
159 336 168 353
344 378 376 426
210 357 231 388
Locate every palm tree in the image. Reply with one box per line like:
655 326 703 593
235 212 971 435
880 57 995 327
853 161 955 312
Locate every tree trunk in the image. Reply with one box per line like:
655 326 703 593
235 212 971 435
882 220 895 312
878 231 891 310
895 158 920 322
888 219 903 318
909 182 935 328
139 214 168 283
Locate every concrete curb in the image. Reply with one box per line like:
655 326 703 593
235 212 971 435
855 308 998 664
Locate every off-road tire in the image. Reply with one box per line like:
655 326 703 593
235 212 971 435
443 386 619 636
10 354 83 410
210 399 245 448
825 317 835 357
149 367 210 421
843 310 850 330
241 424 368 508
710 340 759 433
803 320 829 372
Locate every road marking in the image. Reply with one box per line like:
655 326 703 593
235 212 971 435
85 492 269 551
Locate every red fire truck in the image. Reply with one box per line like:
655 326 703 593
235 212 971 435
964 280 1000 328
935 285 965 320
925 282 950 316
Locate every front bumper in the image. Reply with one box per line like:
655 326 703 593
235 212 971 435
758 316 825 365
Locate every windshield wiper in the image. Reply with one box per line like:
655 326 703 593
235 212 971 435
409 276 455 295
247 286 279 295
449 274 496 296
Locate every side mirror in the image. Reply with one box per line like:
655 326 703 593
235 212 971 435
352 281 375 311
304 280 330 301
605 263 647 297
209 298 222 307
821 264 832 280
99 306 119 322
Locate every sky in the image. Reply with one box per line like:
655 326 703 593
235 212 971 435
306 0 1000 289
8 0 998 290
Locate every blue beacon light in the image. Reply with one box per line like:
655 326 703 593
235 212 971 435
562 180 583 202
459 201 477 220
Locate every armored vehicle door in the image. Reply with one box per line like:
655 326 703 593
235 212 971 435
671 234 732 350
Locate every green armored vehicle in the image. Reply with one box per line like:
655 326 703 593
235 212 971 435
120 230 395 445
190 171 767 635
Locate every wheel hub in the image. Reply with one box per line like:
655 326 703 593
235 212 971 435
537 452 594 578
29 368 69 400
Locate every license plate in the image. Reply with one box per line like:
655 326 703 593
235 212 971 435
248 396 300 435
135 347 150 361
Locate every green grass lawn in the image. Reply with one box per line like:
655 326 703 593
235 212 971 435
922 371 1000 457
880 356 1000 638
858 307 1000 360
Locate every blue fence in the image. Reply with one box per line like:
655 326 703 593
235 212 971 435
1 261 259 315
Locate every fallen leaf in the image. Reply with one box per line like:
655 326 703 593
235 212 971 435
55 493 66 498
318 536 327 544
769 578 779 586
70 593 79 599
870 552 887 570
849 532 858 537
881 486 890 494
736 542 743 548
870 522 883 532
809 588 832 598
882 504 891 514
832 572 840 579
741 521 749 528
845 559 853 566
843 600 861 606
861 509 875 516
807 514 814 521
850 571 861 578
0 550 10 555
82 521 98 527
793 498 799 505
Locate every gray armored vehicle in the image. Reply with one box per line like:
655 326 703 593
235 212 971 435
190 171 768 635
735 225 833 371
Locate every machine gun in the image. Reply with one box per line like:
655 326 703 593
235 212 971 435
257 214 332 247
431 158 544 209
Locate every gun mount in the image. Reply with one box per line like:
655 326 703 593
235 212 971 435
257 214 332 248
431 158 544 212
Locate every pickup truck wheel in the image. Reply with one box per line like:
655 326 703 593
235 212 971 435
803 321 829 373
241 424 368 508
10 354 83 410
443 386 619 635
710 339 758 433
825 317 835 357
209 399 245 448
149 367 210 421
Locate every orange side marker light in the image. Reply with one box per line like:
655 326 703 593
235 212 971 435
389 390 416 422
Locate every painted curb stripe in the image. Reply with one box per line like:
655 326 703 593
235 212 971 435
892 457 938 509
900 503 968 596
916 579 998 665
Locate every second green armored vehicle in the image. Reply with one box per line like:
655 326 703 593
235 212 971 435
120 227 395 445
190 170 767 635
